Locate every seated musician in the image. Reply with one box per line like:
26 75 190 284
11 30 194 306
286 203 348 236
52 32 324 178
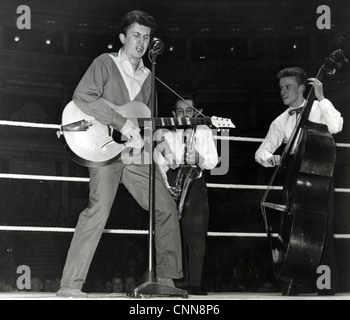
255 67 343 296
154 96 218 295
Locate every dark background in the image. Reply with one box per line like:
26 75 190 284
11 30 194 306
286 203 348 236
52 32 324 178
0 0 349 294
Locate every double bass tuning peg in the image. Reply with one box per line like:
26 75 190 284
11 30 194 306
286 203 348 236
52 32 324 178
334 32 349 52
324 49 347 74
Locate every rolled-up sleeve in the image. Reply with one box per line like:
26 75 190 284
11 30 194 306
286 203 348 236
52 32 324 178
317 99 343 134
195 126 219 170
255 121 284 167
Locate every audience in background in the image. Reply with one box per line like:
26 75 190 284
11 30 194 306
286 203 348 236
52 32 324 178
31 277 44 292
111 274 124 293
123 273 138 296
0 234 280 294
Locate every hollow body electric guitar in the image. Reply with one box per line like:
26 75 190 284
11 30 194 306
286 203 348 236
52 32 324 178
58 100 235 167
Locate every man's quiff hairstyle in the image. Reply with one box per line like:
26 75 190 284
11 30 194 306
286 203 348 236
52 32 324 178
277 67 308 87
120 10 157 36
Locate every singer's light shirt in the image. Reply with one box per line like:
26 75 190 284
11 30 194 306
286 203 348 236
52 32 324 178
109 49 149 101
154 126 219 188
255 99 343 167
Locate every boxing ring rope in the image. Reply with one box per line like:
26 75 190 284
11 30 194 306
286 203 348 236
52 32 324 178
1 173 350 194
0 119 350 240
1 119 350 148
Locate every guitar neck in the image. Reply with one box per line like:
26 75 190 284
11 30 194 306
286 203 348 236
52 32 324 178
137 117 212 128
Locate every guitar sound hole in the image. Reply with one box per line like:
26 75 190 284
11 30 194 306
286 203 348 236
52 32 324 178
112 130 125 143
112 129 145 144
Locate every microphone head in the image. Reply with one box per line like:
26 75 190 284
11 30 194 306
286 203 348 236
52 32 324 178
149 37 164 55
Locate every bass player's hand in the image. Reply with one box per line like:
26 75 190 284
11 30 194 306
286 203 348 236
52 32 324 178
267 155 281 167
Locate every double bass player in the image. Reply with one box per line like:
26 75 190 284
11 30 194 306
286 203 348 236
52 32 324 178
255 67 343 296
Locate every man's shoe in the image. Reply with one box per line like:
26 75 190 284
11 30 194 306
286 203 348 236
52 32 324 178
282 285 299 296
282 282 314 296
188 286 208 296
56 287 88 298
156 277 175 288
317 289 336 296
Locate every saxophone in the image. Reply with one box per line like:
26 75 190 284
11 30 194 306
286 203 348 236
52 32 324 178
172 126 203 219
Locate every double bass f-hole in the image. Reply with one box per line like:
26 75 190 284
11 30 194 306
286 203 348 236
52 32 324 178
261 49 346 287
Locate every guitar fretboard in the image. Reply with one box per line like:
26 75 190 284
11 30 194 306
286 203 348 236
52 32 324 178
137 117 212 128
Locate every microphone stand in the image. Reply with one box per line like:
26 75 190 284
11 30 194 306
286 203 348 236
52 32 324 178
132 43 188 299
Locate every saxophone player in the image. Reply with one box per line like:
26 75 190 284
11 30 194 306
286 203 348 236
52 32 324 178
154 95 218 295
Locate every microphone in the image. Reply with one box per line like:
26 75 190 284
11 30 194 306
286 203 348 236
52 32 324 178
149 37 164 56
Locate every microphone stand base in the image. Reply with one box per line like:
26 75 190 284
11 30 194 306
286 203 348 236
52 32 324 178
131 281 188 298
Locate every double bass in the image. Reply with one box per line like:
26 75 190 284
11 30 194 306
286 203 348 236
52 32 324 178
261 49 345 293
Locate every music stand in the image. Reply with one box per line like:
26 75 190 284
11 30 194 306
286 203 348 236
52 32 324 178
131 39 188 299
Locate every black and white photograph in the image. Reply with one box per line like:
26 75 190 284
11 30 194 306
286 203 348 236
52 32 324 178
0 0 349 306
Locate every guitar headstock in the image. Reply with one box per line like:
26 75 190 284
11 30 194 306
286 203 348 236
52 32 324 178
210 116 235 129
